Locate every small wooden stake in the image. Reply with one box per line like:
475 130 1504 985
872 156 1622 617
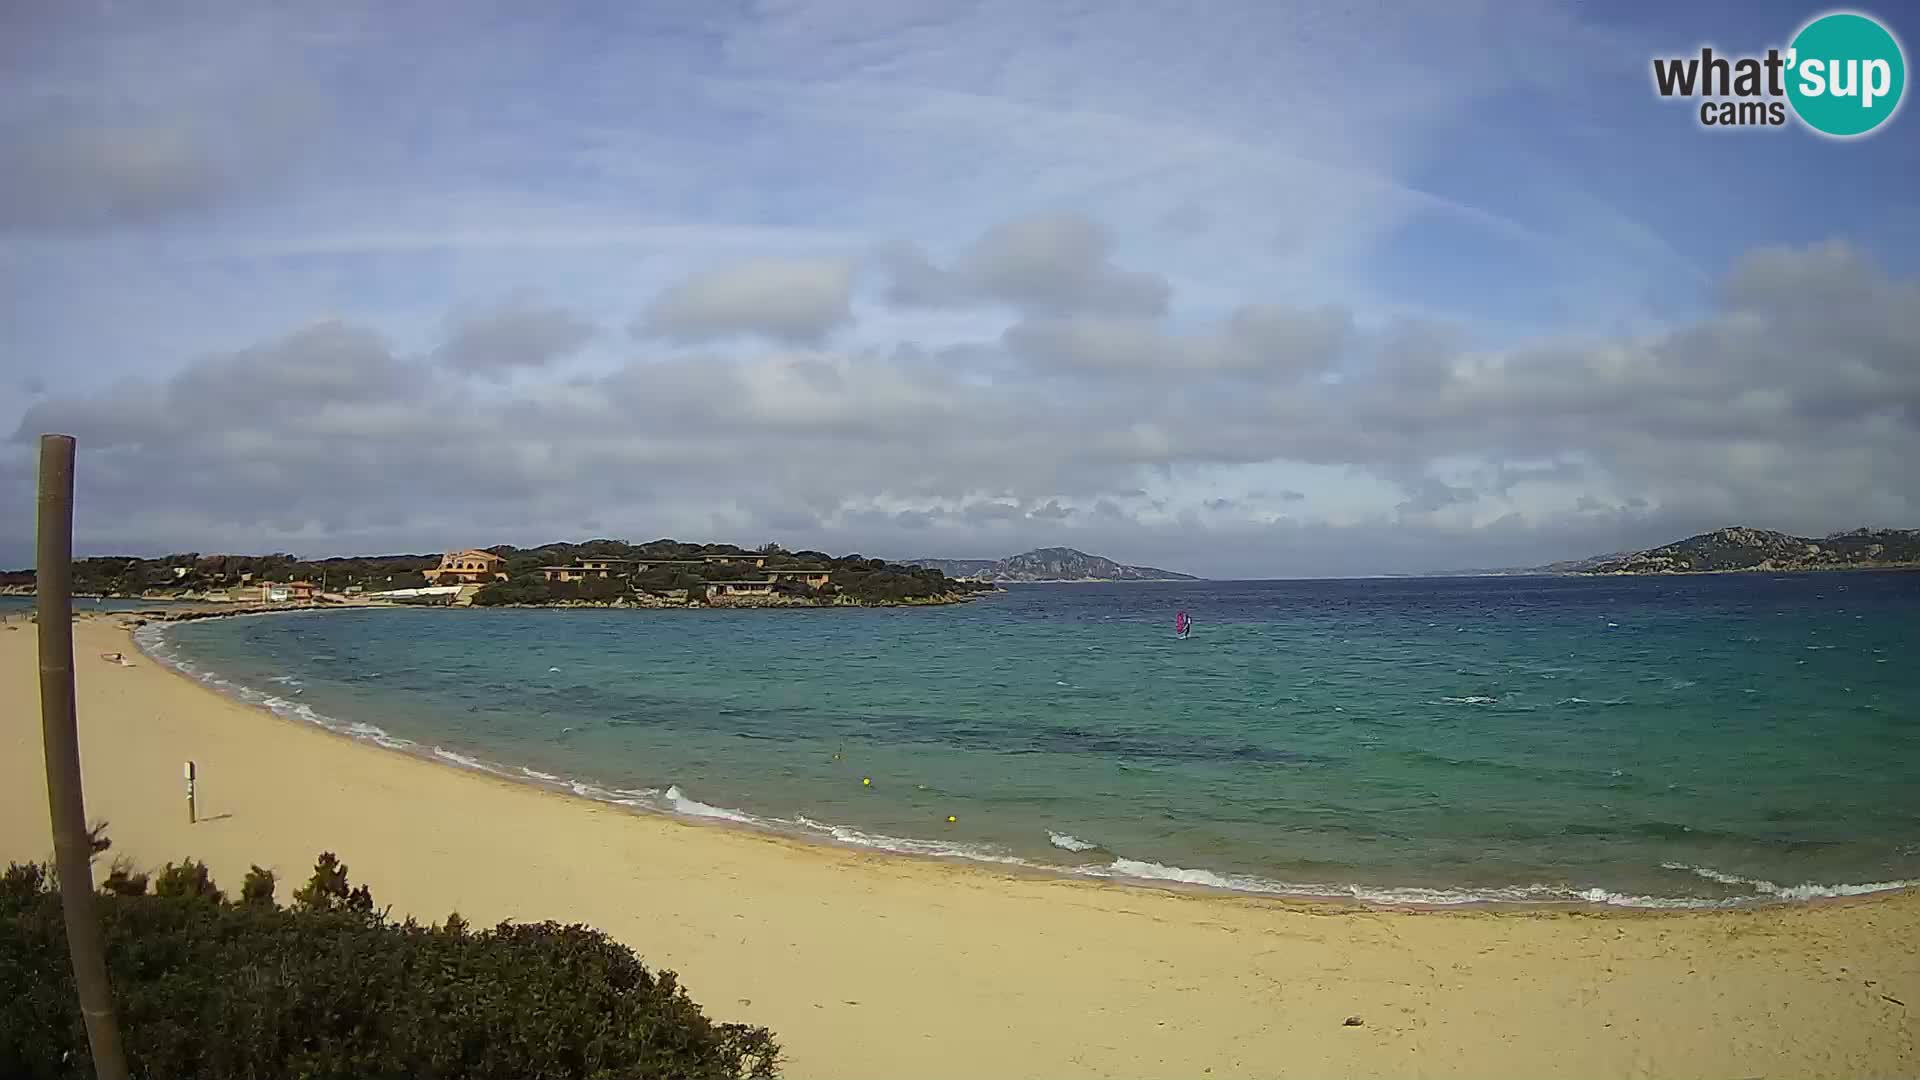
184 760 196 824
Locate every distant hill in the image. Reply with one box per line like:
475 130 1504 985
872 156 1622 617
0 539 989 605
1533 552 1636 574
909 547 1198 582
1571 526 1920 575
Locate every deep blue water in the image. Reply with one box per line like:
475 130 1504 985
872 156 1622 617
141 575 1920 906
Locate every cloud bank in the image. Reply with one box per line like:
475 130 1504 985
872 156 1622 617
7 231 1914 577
2 2 1913 576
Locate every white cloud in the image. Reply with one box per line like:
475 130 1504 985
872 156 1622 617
4 240 1915 576
1003 303 1350 376
434 296 595 375
639 258 856 345
885 213 1170 316
2 3 1912 576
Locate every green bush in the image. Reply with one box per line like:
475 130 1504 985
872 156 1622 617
151 858 223 903
100 861 148 898
577 575 627 602
0 853 779 1079
240 865 275 907
291 852 372 915
472 576 553 606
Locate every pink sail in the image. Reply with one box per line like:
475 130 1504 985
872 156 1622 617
1174 611 1191 637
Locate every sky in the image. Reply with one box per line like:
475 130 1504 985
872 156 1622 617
3 0 1918 578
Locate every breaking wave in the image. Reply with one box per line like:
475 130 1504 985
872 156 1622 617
1659 862 1919 902
131 620 1920 913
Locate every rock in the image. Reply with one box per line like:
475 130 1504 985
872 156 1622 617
1343 1015 1364 1027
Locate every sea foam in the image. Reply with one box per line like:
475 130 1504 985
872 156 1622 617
130 620 1920 913
432 747 488 771
1660 862 1919 902
665 785 760 825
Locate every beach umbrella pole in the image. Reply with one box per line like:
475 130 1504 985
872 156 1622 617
36 434 131 1080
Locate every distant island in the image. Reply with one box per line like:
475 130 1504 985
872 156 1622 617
1564 526 1920 576
0 540 995 609
908 547 1198 583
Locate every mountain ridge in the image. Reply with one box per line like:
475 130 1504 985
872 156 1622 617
909 547 1198 582
1566 526 1920 575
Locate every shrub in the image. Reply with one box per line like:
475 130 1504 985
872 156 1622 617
0 854 779 1079
471 577 552 606
0 863 46 906
240 865 275 907
577 575 627 602
291 851 351 913
100 860 148 898
151 858 223 903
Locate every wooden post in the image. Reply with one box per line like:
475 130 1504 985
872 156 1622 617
184 761 196 824
36 434 132 1080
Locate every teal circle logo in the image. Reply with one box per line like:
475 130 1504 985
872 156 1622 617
1787 12 1906 137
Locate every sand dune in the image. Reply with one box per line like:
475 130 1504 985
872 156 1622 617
1 615 1914 1079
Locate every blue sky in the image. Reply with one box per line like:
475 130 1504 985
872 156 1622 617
2 0 1917 576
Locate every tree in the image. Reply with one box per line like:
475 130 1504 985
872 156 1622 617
240 866 275 907
577 576 626 602
291 852 351 913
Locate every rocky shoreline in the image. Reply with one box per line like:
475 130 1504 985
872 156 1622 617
1574 526 1920 576
68 590 996 625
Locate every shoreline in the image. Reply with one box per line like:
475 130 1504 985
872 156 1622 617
131 608 1916 913
0 591 999 616
1575 563 1920 577
5 617 1917 1077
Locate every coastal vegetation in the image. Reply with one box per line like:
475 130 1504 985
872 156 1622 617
0 553 440 596
1 848 779 1079
473 543 991 607
1573 526 1920 575
0 539 993 607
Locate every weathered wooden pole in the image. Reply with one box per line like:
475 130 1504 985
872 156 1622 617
37 434 132 1080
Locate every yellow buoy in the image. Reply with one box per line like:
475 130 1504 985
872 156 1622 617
862 777 871 786
946 815 957 823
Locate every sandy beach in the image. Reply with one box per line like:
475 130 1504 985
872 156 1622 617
2 615 1915 1079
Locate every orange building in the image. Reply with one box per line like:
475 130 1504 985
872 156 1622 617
424 549 508 584
258 581 318 603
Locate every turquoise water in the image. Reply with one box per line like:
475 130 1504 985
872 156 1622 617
140 575 1920 906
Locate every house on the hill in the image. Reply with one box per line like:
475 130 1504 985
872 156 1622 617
540 557 637 582
702 552 768 568
765 568 832 589
424 549 508 584
258 581 318 603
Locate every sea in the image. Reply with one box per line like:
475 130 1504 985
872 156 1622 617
0 596 203 614
125 574 1920 908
